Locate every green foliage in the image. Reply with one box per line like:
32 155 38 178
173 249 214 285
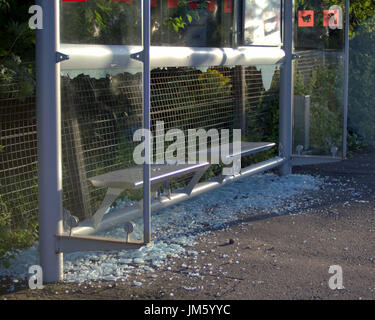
0 0 38 255
246 70 280 145
198 69 232 99
163 0 203 33
60 0 203 45
0 0 35 61
243 69 280 167
0 222 38 268
0 54 34 99
295 65 343 153
61 0 141 45
348 14 375 146
0 174 39 266
0 0 35 98
347 0 375 38
295 0 375 150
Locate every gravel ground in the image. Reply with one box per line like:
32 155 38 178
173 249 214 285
1 147 375 300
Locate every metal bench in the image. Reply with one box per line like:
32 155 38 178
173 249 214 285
60 140 283 255
80 141 276 230
87 162 210 228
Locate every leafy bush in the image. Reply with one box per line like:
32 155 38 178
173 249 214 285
0 173 39 266
295 65 344 154
348 15 375 146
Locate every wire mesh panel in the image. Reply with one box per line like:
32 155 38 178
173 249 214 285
60 65 281 223
245 66 280 144
0 78 38 238
61 71 143 222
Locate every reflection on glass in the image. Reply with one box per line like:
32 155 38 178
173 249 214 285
243 0 281 46
61 0 142 45
61 0 235 47
60 68 143 226
293 0 346 157
295 1 345 50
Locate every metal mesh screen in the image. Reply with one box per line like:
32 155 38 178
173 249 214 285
60 65 281 221
0 64 280 233
293 49 344 156
245 66 280 144
295 49 342 84
0 80 38 231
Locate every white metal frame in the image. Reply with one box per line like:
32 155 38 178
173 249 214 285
36 0 349 282
60 45 285 71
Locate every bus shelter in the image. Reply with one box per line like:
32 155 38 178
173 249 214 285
36 0 349 282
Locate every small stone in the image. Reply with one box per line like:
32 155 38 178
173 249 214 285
133 258 145 264
133 281 142 287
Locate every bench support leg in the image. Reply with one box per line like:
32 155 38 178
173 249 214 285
56 234 144 253
91 188 123 228
185 166 209 195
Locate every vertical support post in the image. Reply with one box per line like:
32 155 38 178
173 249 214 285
342 0 350 158
232 0 246 135
279 0 294 176
142 0 152 244
36 0 63 282
304 95 311 151
232 67 247 135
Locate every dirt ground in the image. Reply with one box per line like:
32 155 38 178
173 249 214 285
1 147 375 300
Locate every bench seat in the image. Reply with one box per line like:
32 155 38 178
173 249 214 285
85 141 275 228
203 141 276 160
88 162 210 190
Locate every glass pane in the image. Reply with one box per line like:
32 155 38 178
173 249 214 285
152 0 235 47
61 0 235 47
60 0 146 240
293 0 346 157
60 68 144 234
243 0 282 46
61 0 142 45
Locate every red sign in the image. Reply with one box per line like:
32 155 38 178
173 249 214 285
188 0 197 9
298 10 314 27
62 0 232 12
323 9 340 27
207 0 216 11
168 0 178 7
224 0 232 13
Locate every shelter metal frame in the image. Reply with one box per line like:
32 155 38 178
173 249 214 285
36 0 349 282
